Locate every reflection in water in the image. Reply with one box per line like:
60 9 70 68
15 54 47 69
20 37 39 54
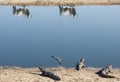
59 6 77 18
1 6 120 67
12 6 31 18
12 6 77 18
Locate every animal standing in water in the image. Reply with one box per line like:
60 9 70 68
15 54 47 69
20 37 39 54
96 65 116 78
51 55 62 65
12 6 31 18
76 58 85 70
59 6 77 18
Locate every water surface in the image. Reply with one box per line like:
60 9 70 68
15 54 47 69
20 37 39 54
0 6 120 68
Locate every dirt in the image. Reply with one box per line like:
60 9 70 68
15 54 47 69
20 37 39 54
0 0 120 6
0 66 120 82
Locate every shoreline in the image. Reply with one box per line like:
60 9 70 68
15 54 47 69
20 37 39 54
0 0 120 6
0 66 120 82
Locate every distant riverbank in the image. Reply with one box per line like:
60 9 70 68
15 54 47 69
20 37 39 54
0 66 120 82
0 0 120 6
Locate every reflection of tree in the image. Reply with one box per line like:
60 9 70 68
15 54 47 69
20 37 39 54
59 6 77 18
12 6 31 18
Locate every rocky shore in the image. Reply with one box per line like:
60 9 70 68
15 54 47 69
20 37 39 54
0 0 120 6
0 66 120 82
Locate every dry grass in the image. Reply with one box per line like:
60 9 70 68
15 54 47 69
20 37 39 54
0 0 120 6
0 66 120 82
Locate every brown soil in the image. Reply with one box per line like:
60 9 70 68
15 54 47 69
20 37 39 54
0 66 120 82
0 0 120 6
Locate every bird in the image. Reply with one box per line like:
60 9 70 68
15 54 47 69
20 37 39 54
51 55 62 65
76 58 85 70
96 65 115 78
38 67 61 81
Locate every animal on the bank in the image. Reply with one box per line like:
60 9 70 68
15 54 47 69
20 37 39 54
76 58 85 70
13 6 31 18
96 65 116 78
51 55 62 65
38 67 61 81
59 6 77 17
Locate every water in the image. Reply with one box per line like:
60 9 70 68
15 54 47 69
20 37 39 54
0 6 120 68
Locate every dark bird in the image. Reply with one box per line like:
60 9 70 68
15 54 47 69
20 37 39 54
38 67 61 81
51 55 62 65
76 58 85 70
96 65 116 78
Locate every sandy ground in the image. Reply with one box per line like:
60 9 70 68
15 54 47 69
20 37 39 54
0 0 120 6
0 66 120 82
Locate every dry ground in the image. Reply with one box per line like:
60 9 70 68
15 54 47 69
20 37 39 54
0 0 120 6
0 66 120 82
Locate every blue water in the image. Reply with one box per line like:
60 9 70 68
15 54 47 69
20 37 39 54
0 6 120 68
